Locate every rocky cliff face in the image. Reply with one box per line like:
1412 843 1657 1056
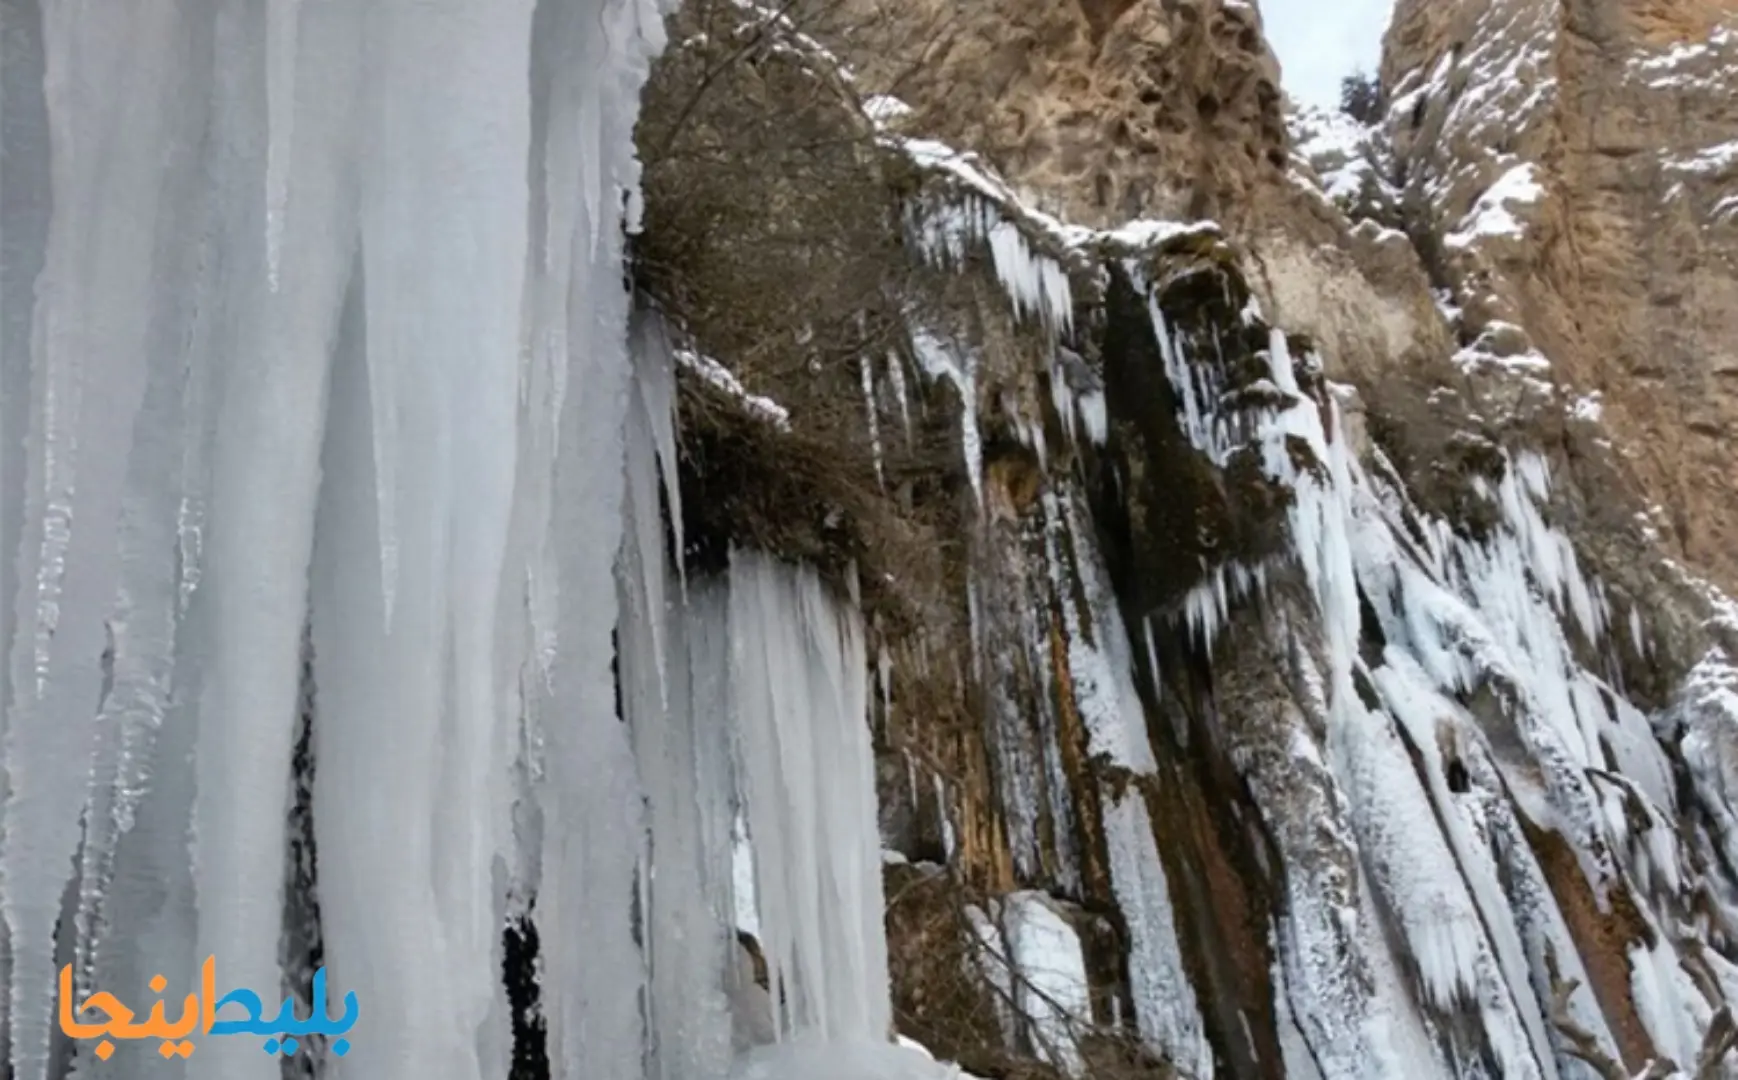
1379 0 1738 594
632 0 1738 1077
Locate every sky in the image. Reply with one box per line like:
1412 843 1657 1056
1256 0 1396 108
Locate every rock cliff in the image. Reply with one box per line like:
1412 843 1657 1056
629 0 1738 1077
1378 0 1738 596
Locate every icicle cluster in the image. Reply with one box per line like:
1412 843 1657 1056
0 5 959 1080
1122 280 1738 1077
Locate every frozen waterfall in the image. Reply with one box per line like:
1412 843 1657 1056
0 0 914 1078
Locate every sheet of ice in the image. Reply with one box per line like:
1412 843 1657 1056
0 0 686 1077
1041 492 1158 773
1368 658 1557 1079
0 13 51 1060
1101 792 1213 1077
1270 936 1328 1080
1628 938 1711 1069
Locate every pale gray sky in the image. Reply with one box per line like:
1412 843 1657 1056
1257 0 1395 109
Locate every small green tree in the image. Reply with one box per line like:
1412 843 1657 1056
1339 72 1381 125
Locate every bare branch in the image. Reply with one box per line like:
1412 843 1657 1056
1695 1006 1737 1080
644 0 809 166
1544 948 1630 1080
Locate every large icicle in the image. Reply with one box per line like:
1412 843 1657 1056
185 3 365 1077
729 549 891 1044
329 5 537 1080
623 314 735 1080
523 0 671 1076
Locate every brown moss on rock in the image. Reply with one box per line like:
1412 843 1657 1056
1521 815 1658 1072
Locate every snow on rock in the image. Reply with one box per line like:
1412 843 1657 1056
1664 139 1738 178
1616 18 1738 226
676 346 793 430
1383 0 1558 224
1002 892 1091 1076
892 129 1220 344
731 1036 979 1080
898 155 1078 339
1446 164 1546 249
1109 260 1738 1074
1568 392 1604 423
1628 23 1738 90
1286 101 1395 219
864 95 914 124
723 0 856 83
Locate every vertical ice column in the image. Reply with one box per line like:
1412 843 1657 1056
306 2 536 1079
385 0 530 1066
185 3 368 1079
729 550 891 1044
1102 795 1214 1079
66 0 244 1027
535 295 645 1080
523 0 671 1074
621 322 736 1079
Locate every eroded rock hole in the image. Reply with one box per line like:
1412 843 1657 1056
1446 758 1470 793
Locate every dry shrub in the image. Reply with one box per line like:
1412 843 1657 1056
634 0 973 632
884 863 1182 1080
635 0 906 395
674 367 962 636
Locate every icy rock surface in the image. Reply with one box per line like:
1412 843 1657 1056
881 116 1738 1078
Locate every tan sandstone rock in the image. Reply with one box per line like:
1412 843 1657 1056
1383 0 1738 594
